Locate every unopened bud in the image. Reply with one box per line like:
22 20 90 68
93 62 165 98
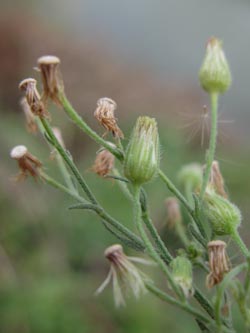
178 163 203 191
206 240 230 288
170 256 193 297
37 55 64 106
94 97 124 138
92 149 115 177
204 189 241 236
10 145 42 181
199 37 232 94
19 78 48 118
124 116 159 185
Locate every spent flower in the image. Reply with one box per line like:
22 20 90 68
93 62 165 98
95 244 147 307
20 97 38 133
92 148 115 177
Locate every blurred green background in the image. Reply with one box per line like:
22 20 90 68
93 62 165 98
1 1 250 332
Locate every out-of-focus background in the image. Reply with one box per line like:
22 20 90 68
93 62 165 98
1 1 250 332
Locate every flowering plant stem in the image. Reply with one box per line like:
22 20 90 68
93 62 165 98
200 92 219 199
59 93 123 160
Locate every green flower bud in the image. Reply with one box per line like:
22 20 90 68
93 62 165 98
178 163 203 191
199 37 232 94
204 189 241 236
170 256 193 297
124 116 159 185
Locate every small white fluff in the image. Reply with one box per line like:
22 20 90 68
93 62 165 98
10 145 28 159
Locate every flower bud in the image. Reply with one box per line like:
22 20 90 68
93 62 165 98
165 197 182 229
178 163 203 191
204 189 241 236
170 256 193 297
124 116 159 185
199 37 232 94
206 240 230 288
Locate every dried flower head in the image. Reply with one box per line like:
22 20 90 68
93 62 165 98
37 55 64 106
19 78 48 118
95 244 147 307
206 240 230 288
94 97 124 138
10 145 42 181
165 197 182 229
20 97 38 133
92 149 115 177
209 160 227 198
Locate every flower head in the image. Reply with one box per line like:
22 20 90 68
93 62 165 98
94 97 124 138
19 78 48 118
178 163 203 192
92 148 115 177
124 116 159 185
95 244 147 307
206 240 230 288
199 37 232 94
10 145 42 181
37 55 64 106
170 256 193 297
208 160 227 198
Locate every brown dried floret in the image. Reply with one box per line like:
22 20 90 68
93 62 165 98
209 160 227 198
37 55 64 106
206 240 230 288
19 78 48 118
20 97 38 133
10 145 42 181
94 97 124 138
165 197 182 229
92 149 115 177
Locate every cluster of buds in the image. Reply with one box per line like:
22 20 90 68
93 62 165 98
10 145 42 181
94 97 124 138
37 55 64 106
199 37 232 94
95 244 147 307
206 240 230 288
91 148 115 177
19 78 48 118
124 116 159 185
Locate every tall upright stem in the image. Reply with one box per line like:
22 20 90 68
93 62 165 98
200 93 219 199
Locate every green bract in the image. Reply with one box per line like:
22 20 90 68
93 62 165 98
124 116 159 185
199 37 232 94
204 190 241 236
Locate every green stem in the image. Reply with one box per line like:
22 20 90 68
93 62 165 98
133 185 183 299
56 154 76 192
41 172 86 203
215 263 247 330
40 117 98 205
200 93 219 199
158 169 193 215
59 93 123 160
145 281 211 325
231 229 249 258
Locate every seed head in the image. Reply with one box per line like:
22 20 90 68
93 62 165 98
37 55 64 106
94 97 124 138
206 240 230 288
199 37 232 94
92 149 115 177
10 145 42 181
96 244 147 307
19 78 48 118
